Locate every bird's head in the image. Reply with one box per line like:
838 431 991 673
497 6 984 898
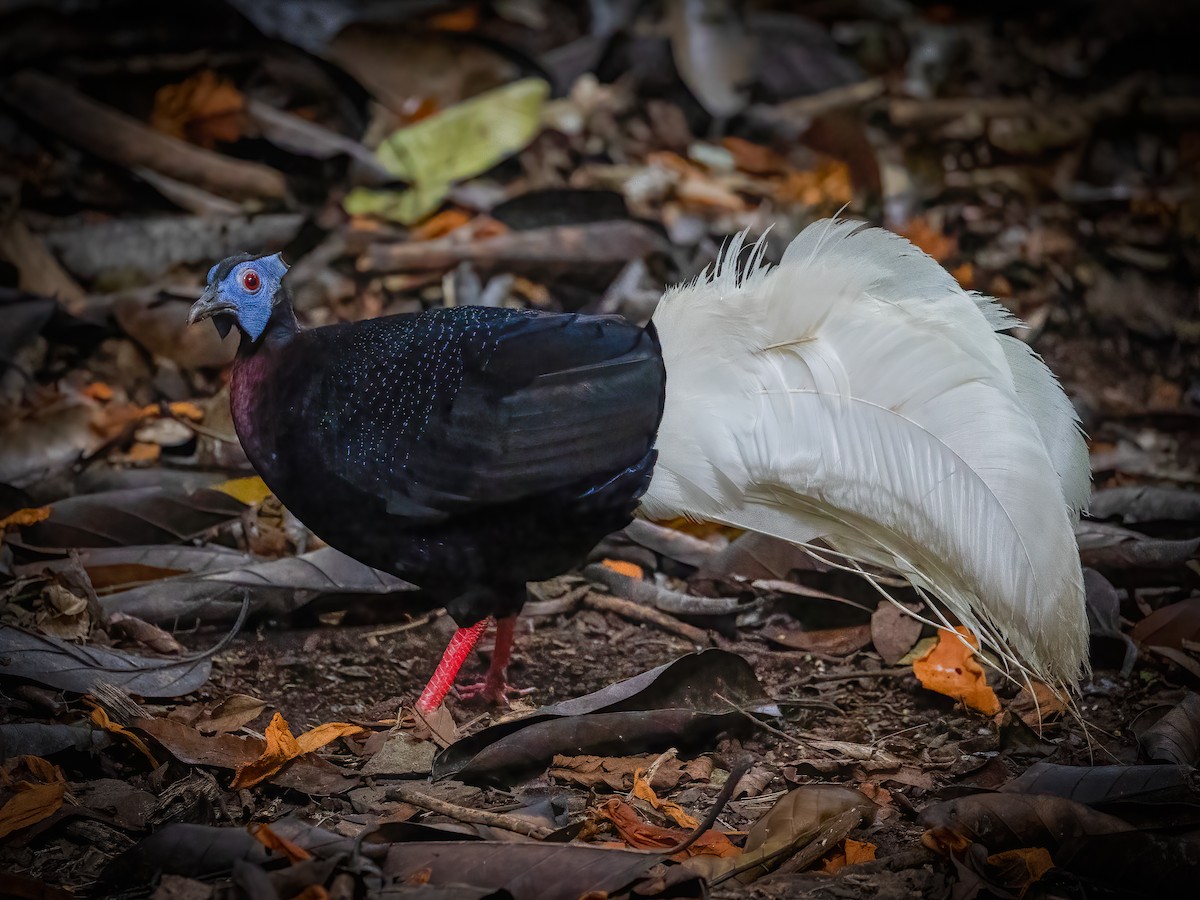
188 252 289 342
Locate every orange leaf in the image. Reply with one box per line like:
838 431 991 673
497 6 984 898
409 209 473 241
291 888 330 900
151 70 245 148
821 837 877 873
295 721 367 755
597 799 738 860
0 506 51 529
0 757 66 840
90 707 161 768
0 781 65 840
167 401 205 421
645 150 697 176
601 559 644 580
951 261 975 289
231 713 364 788
138 401 204 421
901 217 956 263
82 381 114 401
428 4 478 31
774 161 853 207
123 442 162 465
90 401 144 440
720 136 788 175
912 627 1001 715
650 517 743 541
987 846 1054 892
631 767 699 829
249 821 312 863
18 756 64 785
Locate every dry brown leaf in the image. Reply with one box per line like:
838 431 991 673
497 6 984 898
0 757 66 840
985 846 1054 892
0 506 51 530
913 626 1001 716
82 382 114 401
89 401 144 443
676 176 747 213
36 583 92 640
231 712 365 788
597 798 739 860
857 782 895 813
870 601 924 665
631 767 699 829
196 694 268 735
249 821 313 863
721 137 788 175
107 612 186 656
1011 682 1069 729
766 623 872 656
90 707 161 768
550 754 712 792
819 837 877 874
1132 597 1200 651
151 69 245 148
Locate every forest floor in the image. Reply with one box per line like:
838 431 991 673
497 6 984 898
1 2 1198 899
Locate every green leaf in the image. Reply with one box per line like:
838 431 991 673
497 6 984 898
346 78 550 225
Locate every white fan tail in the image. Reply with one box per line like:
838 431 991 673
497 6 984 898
643 219 1090 686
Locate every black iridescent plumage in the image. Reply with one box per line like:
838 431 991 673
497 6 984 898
226 290 666 628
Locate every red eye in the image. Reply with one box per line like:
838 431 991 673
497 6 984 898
242 269 261 292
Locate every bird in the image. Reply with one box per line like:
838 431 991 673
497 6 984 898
188 219 1089 714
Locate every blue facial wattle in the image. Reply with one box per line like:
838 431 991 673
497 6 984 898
215 253 288 341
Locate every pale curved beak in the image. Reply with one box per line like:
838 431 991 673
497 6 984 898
187 286 236 325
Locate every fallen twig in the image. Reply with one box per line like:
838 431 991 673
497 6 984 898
750 808 865 881
359 221 665 274
663 753 752 857
245 98 394 187
748 78 884 128
583 563 747 617
776 667 912 692
624 519 724 568
363 609 443 638
715 692 835 756
5 70 287 200
580 589 709 645
386 783 554 840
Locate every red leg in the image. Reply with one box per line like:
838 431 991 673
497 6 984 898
415 617 490 714
455 615 533 706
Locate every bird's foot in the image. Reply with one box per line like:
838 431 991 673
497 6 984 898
453 676 535 707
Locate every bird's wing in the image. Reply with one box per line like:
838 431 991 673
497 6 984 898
310 308 664 523
642 219 1090 687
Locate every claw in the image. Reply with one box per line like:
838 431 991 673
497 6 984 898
452 677 534 707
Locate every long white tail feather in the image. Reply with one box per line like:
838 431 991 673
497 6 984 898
996 334 1091 520
643 219 1090 686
